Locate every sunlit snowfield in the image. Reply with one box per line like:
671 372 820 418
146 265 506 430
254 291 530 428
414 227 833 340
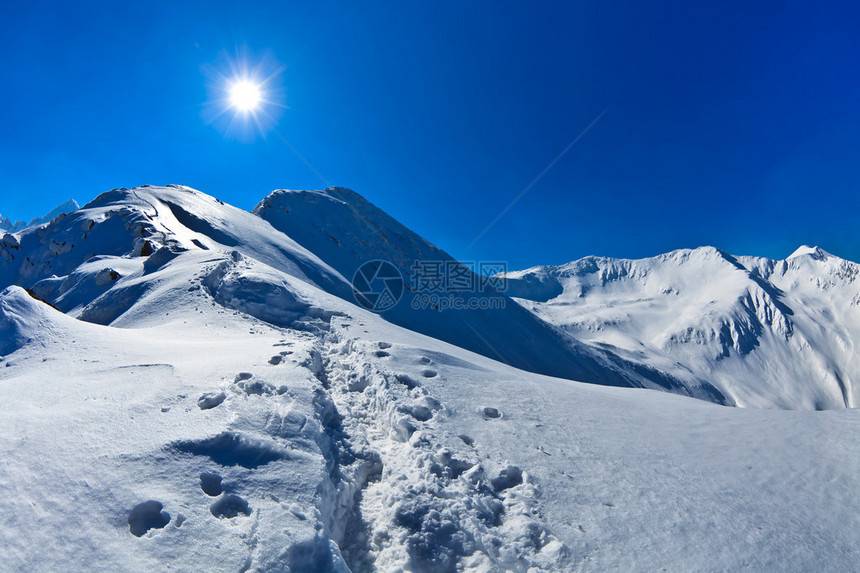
1 186 858 571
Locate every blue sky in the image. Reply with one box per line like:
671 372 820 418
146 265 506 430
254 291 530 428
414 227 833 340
2 1 859 269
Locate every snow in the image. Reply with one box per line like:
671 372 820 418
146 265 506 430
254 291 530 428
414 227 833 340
0 198 79 233
253 188 727 398
787 244 830 260
1 185 859 571
504 246 860 409
252 187 608 383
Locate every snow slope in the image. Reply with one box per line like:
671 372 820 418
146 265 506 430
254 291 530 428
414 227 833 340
504 246 860 409
0 186 352 322
253 188 606 383
0 185 639 391
254 188 724 400
1 185 859 571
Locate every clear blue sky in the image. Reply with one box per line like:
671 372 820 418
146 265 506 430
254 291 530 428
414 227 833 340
2 1 860 269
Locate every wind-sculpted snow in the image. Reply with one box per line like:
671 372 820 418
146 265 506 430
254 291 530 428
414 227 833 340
202 251 345 328
0 185 350 307
505 245 860 409
0 286 52 354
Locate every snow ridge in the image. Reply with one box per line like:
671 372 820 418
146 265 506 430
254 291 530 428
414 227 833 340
505 246 860 409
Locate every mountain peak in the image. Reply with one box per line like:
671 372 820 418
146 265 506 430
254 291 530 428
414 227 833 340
787 245 829 261
0 198 80 233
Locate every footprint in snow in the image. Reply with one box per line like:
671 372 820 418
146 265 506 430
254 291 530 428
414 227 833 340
198 391 226 410
232 372 277 396
394 374 420 390
268 355 283 365
399 403 433 422
491 465 523 492
236 378 275 396
288 504 307 520
128 500 171 537
378 342 392 349
375 350 390 358
210 493 251 519
200 472 223 496
480 406 502 419
421 369 437 378
400 395 443 421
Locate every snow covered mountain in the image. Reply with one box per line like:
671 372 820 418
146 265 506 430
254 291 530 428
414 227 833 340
503 246 860 409
0 184 718 398
253 188 726 402
1 185 859 571
0 198 79 233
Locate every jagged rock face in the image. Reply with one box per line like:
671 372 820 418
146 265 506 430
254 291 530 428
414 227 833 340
505 246 860 409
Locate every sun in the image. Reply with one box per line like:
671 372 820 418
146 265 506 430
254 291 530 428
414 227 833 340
229 80 262 112
201 49 288 138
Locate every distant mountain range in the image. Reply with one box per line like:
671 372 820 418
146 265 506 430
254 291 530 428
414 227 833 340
0 198 79 232
504 245 860 409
